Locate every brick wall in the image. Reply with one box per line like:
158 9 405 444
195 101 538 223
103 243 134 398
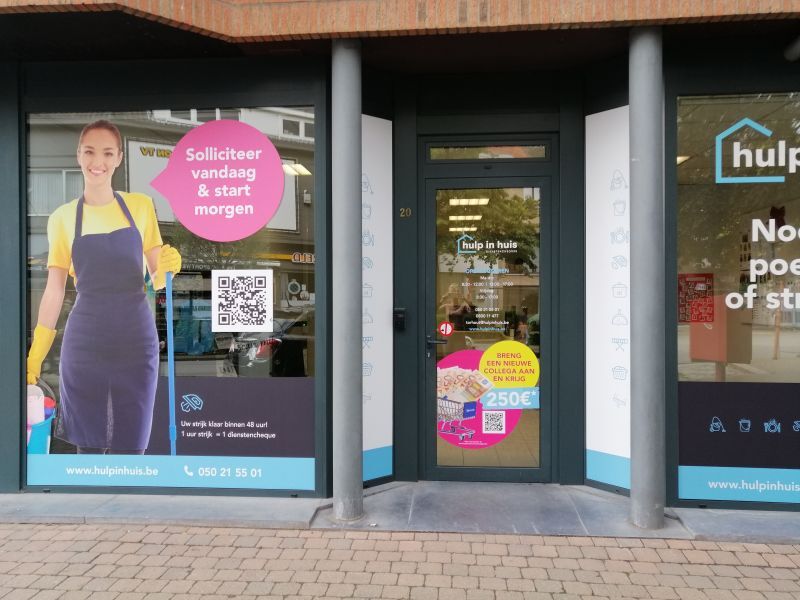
0 0 798 42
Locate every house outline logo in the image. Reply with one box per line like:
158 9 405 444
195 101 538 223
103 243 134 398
456 233 477 255
715 117 785 184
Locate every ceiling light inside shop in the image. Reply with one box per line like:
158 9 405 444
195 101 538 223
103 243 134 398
448 215 482 221
449 198 490 206
449 226 478 232
282 163 313 176
676 156 691 165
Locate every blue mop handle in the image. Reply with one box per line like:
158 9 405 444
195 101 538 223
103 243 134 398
165 271 177 456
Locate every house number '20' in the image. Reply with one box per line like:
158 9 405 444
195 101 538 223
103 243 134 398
399 207 412 218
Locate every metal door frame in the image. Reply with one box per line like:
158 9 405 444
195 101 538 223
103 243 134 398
419 134 559 482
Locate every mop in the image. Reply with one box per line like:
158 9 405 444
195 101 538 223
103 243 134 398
166 271 177 456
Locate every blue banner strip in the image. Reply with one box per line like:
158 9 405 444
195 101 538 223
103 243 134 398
27 455 315 490
586 449 630 489
363 445 393 481
679 465 800 503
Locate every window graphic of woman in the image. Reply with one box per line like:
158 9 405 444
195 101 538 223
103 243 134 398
26 120 182 455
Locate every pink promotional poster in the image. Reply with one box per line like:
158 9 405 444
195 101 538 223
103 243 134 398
437 341 539 449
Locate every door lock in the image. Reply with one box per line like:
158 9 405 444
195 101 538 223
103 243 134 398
393 307 407 331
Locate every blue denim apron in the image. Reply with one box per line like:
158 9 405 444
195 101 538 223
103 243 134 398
56 193 159 451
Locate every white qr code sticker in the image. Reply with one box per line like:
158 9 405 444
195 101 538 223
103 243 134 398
482 410 506 434
211 269 273 333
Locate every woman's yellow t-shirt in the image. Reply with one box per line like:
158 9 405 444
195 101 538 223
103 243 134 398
47 192 163 277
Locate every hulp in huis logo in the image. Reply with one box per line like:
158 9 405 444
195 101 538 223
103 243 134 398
715 117 800 184
456 233 480 255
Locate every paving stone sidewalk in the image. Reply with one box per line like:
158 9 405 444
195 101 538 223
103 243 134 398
0 523 798 600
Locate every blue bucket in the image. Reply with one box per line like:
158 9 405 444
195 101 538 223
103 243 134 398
27 379 56 455
28 416 54 454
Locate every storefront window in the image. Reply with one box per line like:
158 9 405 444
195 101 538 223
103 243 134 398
25 107 316 490
678 93 800 383
677 92 800 504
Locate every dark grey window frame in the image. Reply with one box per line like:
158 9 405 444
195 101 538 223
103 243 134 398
0 57 331 498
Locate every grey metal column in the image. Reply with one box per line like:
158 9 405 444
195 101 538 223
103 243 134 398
629 27 665 530
331 39 364 521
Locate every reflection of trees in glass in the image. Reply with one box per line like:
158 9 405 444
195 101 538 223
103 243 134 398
436 188 540 271
678 183 800 293
677 95 800 293
164 223 271 271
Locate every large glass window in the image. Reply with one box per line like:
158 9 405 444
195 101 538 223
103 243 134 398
677 93 800 383
25 107 317 490
677 93 800 504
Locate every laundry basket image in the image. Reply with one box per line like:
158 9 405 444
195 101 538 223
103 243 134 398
27 379 56 455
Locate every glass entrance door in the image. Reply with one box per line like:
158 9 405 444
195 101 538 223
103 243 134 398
424 178 551 481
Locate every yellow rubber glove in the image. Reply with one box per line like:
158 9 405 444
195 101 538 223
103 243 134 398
27 324 56 385
152 244 182 290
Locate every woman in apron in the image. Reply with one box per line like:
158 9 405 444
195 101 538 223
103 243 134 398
26 120 182 454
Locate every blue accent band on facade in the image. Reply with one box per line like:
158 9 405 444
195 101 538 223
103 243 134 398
586 449 630 489
27 455 315 490
363 445 393 481
679 465 800 504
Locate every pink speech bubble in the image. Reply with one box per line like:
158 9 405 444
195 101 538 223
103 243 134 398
151 120 284 242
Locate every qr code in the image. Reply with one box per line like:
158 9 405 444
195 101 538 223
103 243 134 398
482 410 506 434
211 269 273 333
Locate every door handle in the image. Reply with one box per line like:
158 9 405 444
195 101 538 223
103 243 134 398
426 334 447 358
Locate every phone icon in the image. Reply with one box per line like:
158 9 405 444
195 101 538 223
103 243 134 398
183 465 194 477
